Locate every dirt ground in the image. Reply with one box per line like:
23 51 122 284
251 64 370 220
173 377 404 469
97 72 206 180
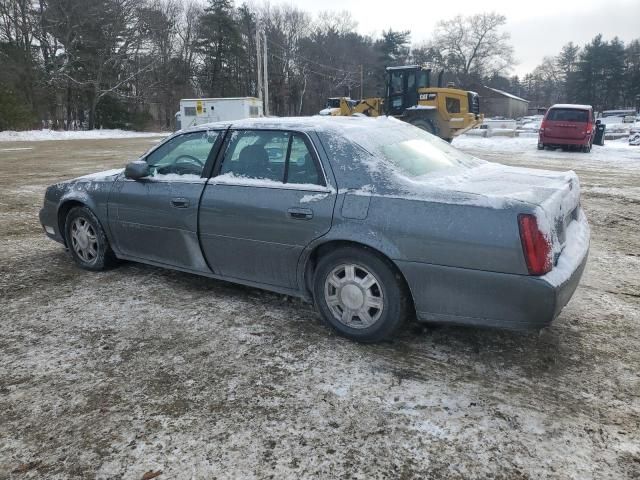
0 136 639 479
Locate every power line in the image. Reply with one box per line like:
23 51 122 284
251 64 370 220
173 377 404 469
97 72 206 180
265 37 359 75
269 51 360 86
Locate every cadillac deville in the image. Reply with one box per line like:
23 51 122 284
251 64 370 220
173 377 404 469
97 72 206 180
40 117 589 342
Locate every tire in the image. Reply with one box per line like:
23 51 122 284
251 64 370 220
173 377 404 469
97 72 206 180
537 143 544 150
582 144 591 153
409 118 437 135
64 206 117 271
313 246 409 343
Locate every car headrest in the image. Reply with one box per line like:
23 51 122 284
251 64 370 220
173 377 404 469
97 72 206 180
239 144 269 166
237 144 270 178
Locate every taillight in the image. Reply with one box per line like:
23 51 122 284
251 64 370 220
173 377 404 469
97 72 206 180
518 214 552 275
539 120 547 133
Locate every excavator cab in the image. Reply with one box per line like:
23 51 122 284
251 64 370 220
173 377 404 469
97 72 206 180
385 65 433 115
384 65 482 139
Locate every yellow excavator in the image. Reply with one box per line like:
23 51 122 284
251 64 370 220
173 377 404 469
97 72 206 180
320 65 483 142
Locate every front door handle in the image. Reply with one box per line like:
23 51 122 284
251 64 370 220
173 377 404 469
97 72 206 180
171 197 189 208
288 207 313 220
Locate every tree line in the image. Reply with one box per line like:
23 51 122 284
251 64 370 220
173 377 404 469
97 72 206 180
484 36 640 114
1 0 638 131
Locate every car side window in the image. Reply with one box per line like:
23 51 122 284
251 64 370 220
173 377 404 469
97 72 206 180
145 131 219 178
220 130 288 182
219 130 324 187
286 135 323 186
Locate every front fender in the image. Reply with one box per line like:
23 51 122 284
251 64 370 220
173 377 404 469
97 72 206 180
56 180 115 244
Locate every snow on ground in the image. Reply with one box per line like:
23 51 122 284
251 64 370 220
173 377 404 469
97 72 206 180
454 134 640 167
0 128 169 142
1 136 640 479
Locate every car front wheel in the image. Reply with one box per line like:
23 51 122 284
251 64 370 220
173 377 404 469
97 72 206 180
313 247 409 342
64 206 116 271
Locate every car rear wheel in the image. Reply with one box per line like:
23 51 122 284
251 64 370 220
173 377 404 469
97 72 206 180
582 144 591 153
65 206 116 271
537 143 545 150
313 247 409 342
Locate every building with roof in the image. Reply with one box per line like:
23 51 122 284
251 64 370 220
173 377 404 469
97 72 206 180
472 85 530 119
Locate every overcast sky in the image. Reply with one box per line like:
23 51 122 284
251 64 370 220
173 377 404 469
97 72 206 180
266 0 640 76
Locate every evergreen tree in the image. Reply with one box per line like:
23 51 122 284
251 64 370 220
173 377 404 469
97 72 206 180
377 30 411 66
556 42 580 102
196 0 244 97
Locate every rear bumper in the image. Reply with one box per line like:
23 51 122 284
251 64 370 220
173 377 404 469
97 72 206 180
397 250 588 330
539 134 591 147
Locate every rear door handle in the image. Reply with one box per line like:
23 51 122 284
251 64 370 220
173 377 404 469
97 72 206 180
287 207 313 220
171 197 189 208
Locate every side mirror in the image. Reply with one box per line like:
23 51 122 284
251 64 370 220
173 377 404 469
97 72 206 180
124 160 150 180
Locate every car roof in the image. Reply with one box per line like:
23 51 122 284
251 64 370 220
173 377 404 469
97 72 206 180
549 104 592 110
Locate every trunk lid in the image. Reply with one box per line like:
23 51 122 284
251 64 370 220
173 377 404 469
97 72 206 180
416 163 581 260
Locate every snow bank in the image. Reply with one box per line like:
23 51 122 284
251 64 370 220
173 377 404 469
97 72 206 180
0 129 169 142
454 134 640 166
519 121 541 132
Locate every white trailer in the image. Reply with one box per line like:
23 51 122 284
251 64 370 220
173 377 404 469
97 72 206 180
176 97 263 130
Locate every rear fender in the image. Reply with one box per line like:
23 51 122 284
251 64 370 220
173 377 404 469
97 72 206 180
296 222 403 298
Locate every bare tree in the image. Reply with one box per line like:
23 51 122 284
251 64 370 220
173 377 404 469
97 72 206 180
46 0 151 128
431 12 514 84
259 3 311 115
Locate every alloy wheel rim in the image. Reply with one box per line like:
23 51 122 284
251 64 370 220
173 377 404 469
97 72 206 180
324 263 384 329
70 217 98 264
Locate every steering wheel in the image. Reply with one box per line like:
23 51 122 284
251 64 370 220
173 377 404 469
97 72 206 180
171 154 204 175
175 154 204 167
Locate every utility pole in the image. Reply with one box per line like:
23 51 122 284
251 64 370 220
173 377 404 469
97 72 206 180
256 26 262 104
360 64 364 100
263 30 270 116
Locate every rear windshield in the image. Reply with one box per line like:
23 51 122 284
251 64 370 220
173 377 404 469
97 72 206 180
345 121 482 178
547 108 589 123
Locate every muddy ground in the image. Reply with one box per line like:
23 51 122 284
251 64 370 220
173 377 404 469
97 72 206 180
0 137 638 479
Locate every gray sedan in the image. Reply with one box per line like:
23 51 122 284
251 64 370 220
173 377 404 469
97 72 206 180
39 117 589 342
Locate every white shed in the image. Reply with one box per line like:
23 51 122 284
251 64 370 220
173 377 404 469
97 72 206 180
176 97 263 130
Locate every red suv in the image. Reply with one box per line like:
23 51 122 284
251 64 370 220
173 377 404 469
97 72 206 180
538 104 595 152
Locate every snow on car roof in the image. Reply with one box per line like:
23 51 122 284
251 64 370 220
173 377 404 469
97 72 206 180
549 104 593 110
190 116 404 133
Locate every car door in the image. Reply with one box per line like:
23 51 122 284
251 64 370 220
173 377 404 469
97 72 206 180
198 129 336 289
109 129 223 271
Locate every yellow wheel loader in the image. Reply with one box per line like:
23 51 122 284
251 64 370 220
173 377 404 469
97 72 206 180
320 65 483 142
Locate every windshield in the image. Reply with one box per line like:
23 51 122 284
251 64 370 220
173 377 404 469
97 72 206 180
348 122 482 178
